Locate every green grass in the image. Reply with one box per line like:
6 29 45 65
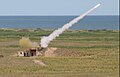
0 29 119 77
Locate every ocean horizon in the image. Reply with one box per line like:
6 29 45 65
0 15 119 30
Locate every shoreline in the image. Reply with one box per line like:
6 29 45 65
0 28 119 31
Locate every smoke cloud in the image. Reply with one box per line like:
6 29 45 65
19 37 38 48
40 4 100 48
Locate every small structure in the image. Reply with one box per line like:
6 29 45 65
18 47 44 57
24 48 37 57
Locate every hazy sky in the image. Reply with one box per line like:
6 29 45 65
0 0 119 16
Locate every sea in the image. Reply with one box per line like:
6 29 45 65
0 16 119 30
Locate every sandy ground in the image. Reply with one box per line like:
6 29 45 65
33 60 47 66
44 47 57 57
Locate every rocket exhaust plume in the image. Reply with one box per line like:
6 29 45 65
40 4 101 48
19 37 38 48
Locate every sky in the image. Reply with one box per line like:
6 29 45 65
0 0 119 16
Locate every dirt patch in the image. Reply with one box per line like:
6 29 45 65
33 60 47 66
43 47 94 57
44 47 57 57
54 48 82 57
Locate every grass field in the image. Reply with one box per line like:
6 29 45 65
0 28 119 77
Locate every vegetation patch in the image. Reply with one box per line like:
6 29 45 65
0 29 119 77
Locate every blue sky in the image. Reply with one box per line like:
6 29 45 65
0 0 119 16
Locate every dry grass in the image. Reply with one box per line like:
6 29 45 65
0 29 119 77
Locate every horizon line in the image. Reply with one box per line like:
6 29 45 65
0 15 119 16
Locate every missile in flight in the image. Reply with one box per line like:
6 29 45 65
40 4 101 48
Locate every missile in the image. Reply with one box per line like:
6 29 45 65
40 4 101 48
80 3 100 17
70 4 101 24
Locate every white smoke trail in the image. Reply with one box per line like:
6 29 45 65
40 4 101 48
